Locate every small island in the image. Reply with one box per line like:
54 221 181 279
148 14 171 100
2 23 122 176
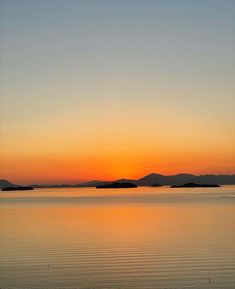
1 186 34 191
96 182 137 189
170 183 220 188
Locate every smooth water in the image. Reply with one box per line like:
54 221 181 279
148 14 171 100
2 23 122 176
0 186 235 289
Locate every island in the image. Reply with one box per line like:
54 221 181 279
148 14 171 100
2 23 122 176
1 186 34 191
170 183 220 188
96 182 138 189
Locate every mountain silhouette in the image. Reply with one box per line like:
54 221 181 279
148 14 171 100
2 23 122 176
135 173 235 186
1 173 235 189
74 178 137 187
0 179 18 189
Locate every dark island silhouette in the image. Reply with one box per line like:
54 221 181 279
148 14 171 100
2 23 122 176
76 173 235 187
0 179 18 189
1 173 235 189
1 186 34 191
170 183 220 188
96 182 138 189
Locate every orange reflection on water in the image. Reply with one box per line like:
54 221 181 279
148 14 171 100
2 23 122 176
1 204 235 251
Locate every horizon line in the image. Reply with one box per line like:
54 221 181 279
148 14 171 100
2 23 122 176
1 172 235 186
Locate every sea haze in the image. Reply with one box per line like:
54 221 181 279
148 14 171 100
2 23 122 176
0 186 235 289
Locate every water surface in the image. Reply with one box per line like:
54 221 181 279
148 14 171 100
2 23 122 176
0 186 235 289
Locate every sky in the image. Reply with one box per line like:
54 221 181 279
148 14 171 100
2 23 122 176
1 0 235 184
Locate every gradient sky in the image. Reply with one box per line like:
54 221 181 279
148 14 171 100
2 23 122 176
1 0 235 184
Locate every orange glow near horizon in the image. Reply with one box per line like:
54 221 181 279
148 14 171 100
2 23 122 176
1 144 235 184
1 113 235 184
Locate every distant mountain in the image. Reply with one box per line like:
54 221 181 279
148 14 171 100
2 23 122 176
75 174 235 187
30 184 74 188
2 173 235 190
115 178 138 184
74 180 111 187
151 183 162 187
136 173 195 186
136 173 235 186
0 179 18 189
189 174 235 185
75 178 137 187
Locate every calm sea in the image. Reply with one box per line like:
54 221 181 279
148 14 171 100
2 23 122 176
0 186 235 289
